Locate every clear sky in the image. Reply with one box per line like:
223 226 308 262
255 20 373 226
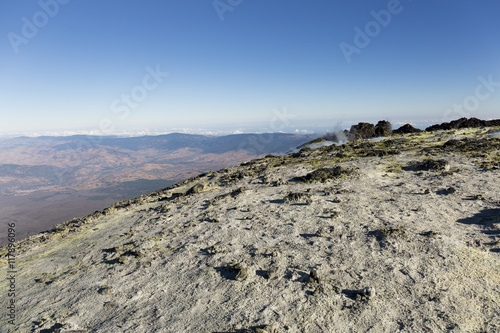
1 0 499 136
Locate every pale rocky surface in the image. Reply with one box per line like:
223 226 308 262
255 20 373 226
1 128 499 332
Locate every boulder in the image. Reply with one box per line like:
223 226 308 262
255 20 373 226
393 124 423 135
374 120 392 137
350 122 375 139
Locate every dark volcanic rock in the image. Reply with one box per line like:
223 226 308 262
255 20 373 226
295 166 354 183
425 117 500 132
487 119 500 127
374 120 393 137
350 120 392 140
303 120 393 145
283 192 312 205
350 122 375 140
309 269 321 284
393 124 423 135
415 159 450 171
186 183 205 195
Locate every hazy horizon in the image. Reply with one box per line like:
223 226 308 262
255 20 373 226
0 117 462 139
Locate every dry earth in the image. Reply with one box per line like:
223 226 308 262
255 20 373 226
1 127 499 332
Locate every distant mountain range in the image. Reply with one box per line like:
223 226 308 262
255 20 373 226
43 132 312 154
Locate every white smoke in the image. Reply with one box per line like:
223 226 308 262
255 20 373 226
306 140 339 149
488 130 500 139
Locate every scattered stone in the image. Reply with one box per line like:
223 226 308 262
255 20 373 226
358 286 375 299
322 187 336 196
309 269 321 284
315 226 335 237
473 194 485 200
312 284 327 297
225 262 251 281
206 244 226 255
154 203 169 213
230 187 247 197
186 183 205 195
267 266 280 280
235 265 250 281
35 273 55 285
295 166 354 183
283 192 312 205
467 239 482 248
117 255 129 264
54 323 87 333
104 246 123 253
207 246 219 255
445 187 457 194
214 187 248 203
103 301 119 309
98 285 113 295
323 209 340 218
272 178 286 186
330 197 342 203
260 175 270 184
365 148 400 157
378 228 408 240
415 159 450 172
200 211 220 223
421 231 439 237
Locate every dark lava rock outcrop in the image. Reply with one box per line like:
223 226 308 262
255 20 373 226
393 124 423 135
374 120 393 137
426 117 500 131
350 122 376 140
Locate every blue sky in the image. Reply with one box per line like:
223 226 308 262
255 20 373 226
1 0 499 136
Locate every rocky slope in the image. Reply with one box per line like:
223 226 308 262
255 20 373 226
1 127 500 332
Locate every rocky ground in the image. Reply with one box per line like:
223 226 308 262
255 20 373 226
1 127 499 332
